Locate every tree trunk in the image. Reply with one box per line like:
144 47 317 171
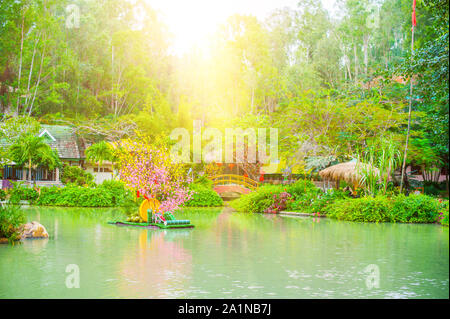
29 40 46 116
363 34 369 77
111 44 114 112
251 87 254 114
28 158 32 183
353 42 358 83
16 12 25 114
24 34 40 111
345 54 352 81
446 169 449 195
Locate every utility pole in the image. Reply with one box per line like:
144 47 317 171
400 0 417 193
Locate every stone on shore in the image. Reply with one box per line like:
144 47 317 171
20 222 49 239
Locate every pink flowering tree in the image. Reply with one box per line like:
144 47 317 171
114 137 192 212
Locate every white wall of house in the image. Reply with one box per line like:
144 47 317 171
84 166 115 184
94 172 113 184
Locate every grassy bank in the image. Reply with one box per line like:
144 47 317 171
230 179 449 226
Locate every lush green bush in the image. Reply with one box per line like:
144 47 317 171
285 179 320 199
230 184 285 213
0 189 6 201
5 178 133 208
97 180 134 206
33 186 62 206
437 199 449 226
231 180 321 214
287 189 349 214
34 180 133 207
193 176 214 189
325 196 393 222
310 189 350 214
390 194 441 223
264 192 292 214
0 205 25 243
8 183 39 204
325 194 441 223
184 184 223 207
286 192 318 212
423 181 441 196
61 165 94 186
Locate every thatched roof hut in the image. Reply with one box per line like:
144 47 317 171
319 161 380 188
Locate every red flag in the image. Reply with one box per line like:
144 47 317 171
412 0 417 27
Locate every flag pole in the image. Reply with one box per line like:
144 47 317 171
400 2 416 193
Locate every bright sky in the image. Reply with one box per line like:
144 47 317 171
145 0 338 55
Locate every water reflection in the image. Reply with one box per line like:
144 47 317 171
0 206 448 299
119 229 193 298
22 238 49 254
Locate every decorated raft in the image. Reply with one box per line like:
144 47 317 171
108 198 194 229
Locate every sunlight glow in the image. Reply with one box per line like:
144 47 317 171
146 0 337 55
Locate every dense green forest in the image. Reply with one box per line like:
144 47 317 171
0 0 448 180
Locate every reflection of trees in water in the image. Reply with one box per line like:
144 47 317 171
118 229 192 298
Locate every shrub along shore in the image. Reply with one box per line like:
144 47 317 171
0 177 223 209
0 177 224 242
1 180 135 208
230 180 449 226
2 178 447 227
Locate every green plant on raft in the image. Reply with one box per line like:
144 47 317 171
0 204 25 243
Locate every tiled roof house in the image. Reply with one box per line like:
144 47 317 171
38 125 83 160
1 124 84 185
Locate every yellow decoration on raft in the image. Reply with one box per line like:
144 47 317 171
139 198 161 222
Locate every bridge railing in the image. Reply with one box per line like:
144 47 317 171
211 174 259 190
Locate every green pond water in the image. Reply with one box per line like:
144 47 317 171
0 206 448 299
